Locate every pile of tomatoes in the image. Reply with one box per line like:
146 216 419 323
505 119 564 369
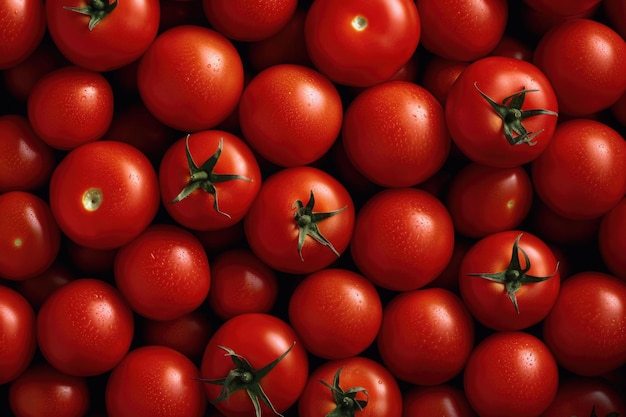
2 0 626 416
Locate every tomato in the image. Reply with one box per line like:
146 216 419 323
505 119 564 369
238 64 343 167
14 262 74 310
36 278 134 376
199 313 308 417
288 268 382 360
202 0 297 41
533 19 626 116
402 384 478 417
114 224 211 321
0 0 45 69
64 241 118 276
49 140 160 250
208 249 278 321
542 271 626 377
458 231 560 331
463 331 559 417
445 56 559 168
298 356 403 417
420 57 468 105
377 287 475 386
489 34 534 62
244 166 355 274
137 25 244 132
531 119 626 220
0 286 36 384
45 0 159 71
105 346 207 417
0 191 61 281
304 0 420 87
541 376 626 417
523 0 601 17
599 197 626 281
445 162 533 238
350 187 454 291
341 80 450 188
27 66 114 150
8 363 90 417
529 199 601 246
604 0 626 39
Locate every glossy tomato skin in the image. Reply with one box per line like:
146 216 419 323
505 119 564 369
49 140 160 250
298 356 403 417
402 384 478 417
445 56 558 167
36 278 135 376
137 25 244 132
542 272 626 376
341 80 450 188
377 288 475 386
350 187 454 291
304 0 420 87
0 0 45 69
531 119 626 220
46 0 160 71
244 166 355 274
464 331 559 417
0 191 61 281
0 286 36 384
540 376 626 417
599 197 626 281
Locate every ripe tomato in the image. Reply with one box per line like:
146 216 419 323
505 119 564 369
402 384 478 417
14 262 75 310
542 271 626 377
464 331 559 417
445 56 559 167
458 231 560 331
36 278 135 376
0 0 45 69
599 197 626 281
529 199 601 246
377 288 475 386
531 119 626 220
244 166 355 274
238 64 343 167
420 57 468 105
199 313 308 417
0 286 36 384
49 140 160 250
350 187 454 291
137 25 244 132
541 376 626 417
341 80 450 188
523 0 601 17
304 0 420 87
298 356 402 417
0 191 60 281
45 0 159 71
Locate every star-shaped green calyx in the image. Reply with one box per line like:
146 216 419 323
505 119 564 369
64 0 118 31
467 233 559 314
320 367 369 417
474 82 558 146
170 134 252 218
293 190 347 261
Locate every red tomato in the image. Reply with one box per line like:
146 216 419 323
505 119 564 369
114 224 211 321
244 166 355 274
464 331 559 417
238 64 343 167
64 241 118 275
529 199 601 245
533 19 626 116
402 384 478 417
36 278 135 376
288 268 382 360
298 356 403 417
0 191 60 281
0 286 36 384
27 66 114 150
199 313 308 417
489 34 534 61
604 0 626 38
137 25 244 132
105 346 207 417
49 140 160 250
341 80 450 188
350 187 454 291
445 56 559 167
599 197 626 281
416 0 508 62
420 57 468 105
542 271 626 376
45 0 159 71
14 262 75 310
541 376 626 417
524 0 601 17
8 363 90 417
531 119 626 220
0 0 45 69
377 288 475 386
304 0 420 87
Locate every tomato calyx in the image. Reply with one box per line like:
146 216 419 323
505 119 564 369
197 343 295 417
474 82 558 146
64 0 118 31
293 190 347 261
590 405 619 417
467 233 559 314
170 134 252 218
319 367 369 417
